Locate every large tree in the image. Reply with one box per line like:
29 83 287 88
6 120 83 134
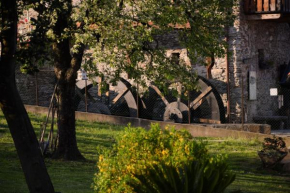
19 0 87 160
0 0 55 192
49 0 85 160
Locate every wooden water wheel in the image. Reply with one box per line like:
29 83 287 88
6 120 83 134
140 76 225 124
75 78 139 117
75 76 225 124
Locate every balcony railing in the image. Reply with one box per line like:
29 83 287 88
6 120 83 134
244 0 290 14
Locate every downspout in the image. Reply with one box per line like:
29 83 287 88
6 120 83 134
226 27 231 123
206 53 215 79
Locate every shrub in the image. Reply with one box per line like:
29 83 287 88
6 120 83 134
258 136 288 168
262 136 287 153
93 124 234 193
128 158 235 193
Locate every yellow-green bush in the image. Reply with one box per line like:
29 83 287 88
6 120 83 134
128 158 235 193
93 124 233 193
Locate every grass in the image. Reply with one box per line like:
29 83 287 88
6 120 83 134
1 111 290 193
0 112 124 193
207 138 290 193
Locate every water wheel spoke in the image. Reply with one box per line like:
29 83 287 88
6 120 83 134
112 88 129 104
150 84 169 106
76 86 97 103
75 87 85 100
190 86 212 110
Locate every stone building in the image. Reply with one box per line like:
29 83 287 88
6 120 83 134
217 0 290 126
15 1 290 127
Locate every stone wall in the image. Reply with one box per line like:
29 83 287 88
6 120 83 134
16 69 56 107
225 1 290 123
242 20 290 120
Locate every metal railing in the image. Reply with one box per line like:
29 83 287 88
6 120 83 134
244 0 290 14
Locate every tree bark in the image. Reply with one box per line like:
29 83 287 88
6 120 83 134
0 1 55 192
52 77 85 160
51 0 85 160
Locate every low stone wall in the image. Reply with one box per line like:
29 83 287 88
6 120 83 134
25 105 275 139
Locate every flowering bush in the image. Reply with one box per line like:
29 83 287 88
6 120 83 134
262 136 287 153
93 124 232 193
258 136 288 168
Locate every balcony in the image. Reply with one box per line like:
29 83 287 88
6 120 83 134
244 0 290 21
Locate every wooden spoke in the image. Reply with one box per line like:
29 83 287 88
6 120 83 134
189 86 212 110
150 84 169 106
112 88 129 104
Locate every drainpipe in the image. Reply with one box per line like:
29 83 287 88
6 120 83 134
226 27 231 123
206 53 215 79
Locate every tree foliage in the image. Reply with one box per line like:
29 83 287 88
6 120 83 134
78 0 236 90
20 0 236 91
15 0 236 160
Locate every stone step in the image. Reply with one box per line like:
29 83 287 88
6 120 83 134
271 130 290 137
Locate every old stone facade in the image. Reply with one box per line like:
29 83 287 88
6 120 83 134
224 1 290 124
15 1 290 126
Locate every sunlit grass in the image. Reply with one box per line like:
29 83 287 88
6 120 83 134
0 112 124 193
1 111 290 192
206 137 290 192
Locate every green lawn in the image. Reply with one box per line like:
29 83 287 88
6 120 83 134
207 138 290 193
0 112 124 193
1 111 290 193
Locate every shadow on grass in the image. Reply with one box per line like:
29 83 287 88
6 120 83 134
76 120 125 131
78 138 115 149
228 173 290 193
0 114 8 130
0 126 8 132
237 174 290 185
77 131 117 138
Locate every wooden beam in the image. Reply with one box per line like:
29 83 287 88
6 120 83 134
190 86 212 110
246 13 282 20
257 0 263 11
264 0 269 11
112 88 129 104
270 0 276 11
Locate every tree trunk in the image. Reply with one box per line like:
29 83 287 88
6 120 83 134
51 41 85 160
51 0 85 160
0 1 55 192
52 78 84 160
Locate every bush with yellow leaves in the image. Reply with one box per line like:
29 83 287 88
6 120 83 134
93 123 211 192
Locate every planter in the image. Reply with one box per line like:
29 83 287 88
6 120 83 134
258 150 288 168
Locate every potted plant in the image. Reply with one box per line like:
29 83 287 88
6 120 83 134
258 136 288 168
